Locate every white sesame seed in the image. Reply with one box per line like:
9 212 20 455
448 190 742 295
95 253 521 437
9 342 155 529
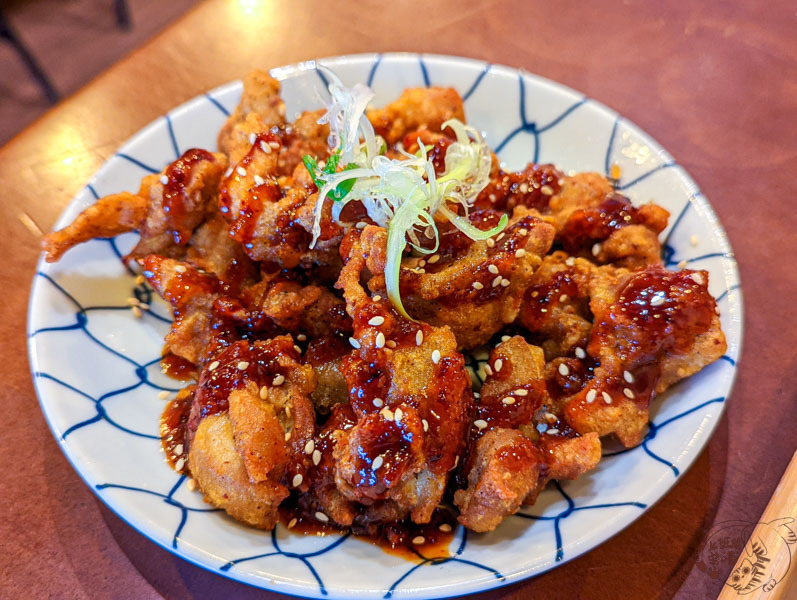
488 264 499 275
355 221 368 229
558 363 570 376
623 370 634 384
412 536 426 545
546 428 560 435
575 347 586 359
372 455 384 470
439 523 452 532
474 392 480 399
187 478 197 491
592 243 602 257
159 174 169 185
494 359 503 372
135 274 146 285
294 345 302 354
540 308 547 313
624 388 635 399
474 419 488 430
315 512 329 523
312 449 321 465
349 337 360 349
541 185 555 196
544 412 557 422
158 390 170 400
208 360 220 371
502 397 515 405
486 238 495 248
416 330 424 346
559 294 569 303
175 457 185 471
519 228 528 236
497 233 505 241
602 391 613 404
516 249 527 258
650 294 665 307
174 444 184 456
492 275 503 287
586 389 597 403
483 364 494 377
515 389 528 396
376 332 386 348
489 193 497 202
288 518 298 528
236 166 247 177
248 132 257 145
368 316 385 326
269 141 280 149
394 408 404 422
285 432 291 441
422 419 429 432
473 281 484 290
381 408 395 422
431 349 441 364
500 278 510 287
260 140 271 153
565 256 575 266
174 265 187 273
272 374 285 386
536 423 548 433
691 272 705 286
236 360 250 371
690 234 699 246
304 440 315 454
253 174 265 186
292 474 303 487
499 335 509 343
427 254 440 264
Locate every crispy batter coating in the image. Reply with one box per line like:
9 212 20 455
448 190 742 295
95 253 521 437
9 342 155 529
367 87 466 145
189 413 289 529
43 192 147 262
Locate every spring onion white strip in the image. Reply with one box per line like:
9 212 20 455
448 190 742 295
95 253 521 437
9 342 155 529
309 77 506 319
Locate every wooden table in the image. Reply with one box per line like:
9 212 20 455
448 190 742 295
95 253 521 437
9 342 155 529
2 1 795 598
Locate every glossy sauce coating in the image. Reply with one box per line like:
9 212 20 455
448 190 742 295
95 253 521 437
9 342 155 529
162 148 216 244
160 387 194 471
475 163 563 212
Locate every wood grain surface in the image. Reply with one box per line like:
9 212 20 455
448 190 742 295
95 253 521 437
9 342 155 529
1 1 795 598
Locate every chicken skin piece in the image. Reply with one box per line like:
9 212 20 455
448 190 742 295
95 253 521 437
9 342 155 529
330 229 474 524
564 265 727 447
455 336 601 531
367 87 466 145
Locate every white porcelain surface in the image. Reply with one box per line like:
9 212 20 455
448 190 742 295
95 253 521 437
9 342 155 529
27 53 742 599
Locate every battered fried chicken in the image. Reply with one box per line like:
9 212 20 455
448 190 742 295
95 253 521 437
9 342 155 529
564 265 726 447
367 87 466 145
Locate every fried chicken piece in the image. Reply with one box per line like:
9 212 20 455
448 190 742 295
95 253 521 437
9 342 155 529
367 87 466 145
187 337 318 528
455 337 601 531
330 231 474 524
185 214 257 287
517 251 595 360
43 192 147 262
218 70 286 163
304 335 350 413
357 212 555 350
189 413 289 529
129 149 227 260
564 265 727 447
142 255 219 364
277 109 331 176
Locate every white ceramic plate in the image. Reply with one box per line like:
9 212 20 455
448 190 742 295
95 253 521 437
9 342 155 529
28 53 742 599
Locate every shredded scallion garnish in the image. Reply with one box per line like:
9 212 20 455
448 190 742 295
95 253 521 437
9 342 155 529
305 70 506 319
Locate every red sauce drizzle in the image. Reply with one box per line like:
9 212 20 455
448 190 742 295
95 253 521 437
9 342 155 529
160 387 194 471
475 163 563 212
162 148 216 244
160 352 197 381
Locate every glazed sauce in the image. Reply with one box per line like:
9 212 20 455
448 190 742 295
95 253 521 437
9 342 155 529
162 148 216 244
521 268 584 331
195 337 299 419
160 386 194 471
475 163 563 212
402 129 453 175
160 352 196 381
558 193 668 252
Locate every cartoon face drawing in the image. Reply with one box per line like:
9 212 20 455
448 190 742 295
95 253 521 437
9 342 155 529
724 517 795 595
